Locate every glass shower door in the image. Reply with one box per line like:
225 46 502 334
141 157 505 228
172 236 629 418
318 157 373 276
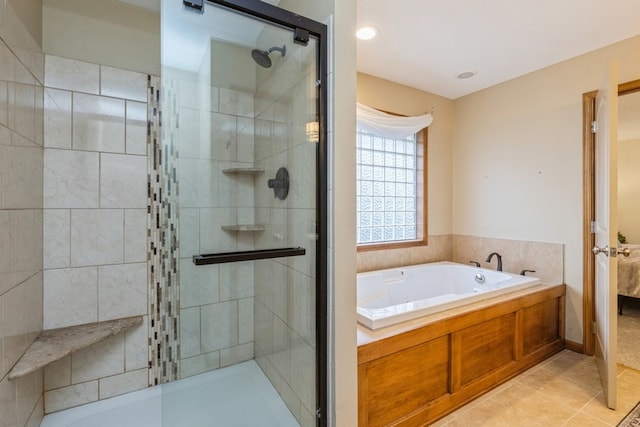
158 1 327 425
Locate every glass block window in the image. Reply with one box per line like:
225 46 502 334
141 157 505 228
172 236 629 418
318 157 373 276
356 127 422 245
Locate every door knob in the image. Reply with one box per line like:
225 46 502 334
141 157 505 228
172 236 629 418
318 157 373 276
618 247 631 257
593 245 609 256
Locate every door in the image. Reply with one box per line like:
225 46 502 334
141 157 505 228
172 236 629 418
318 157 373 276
160 0 329 425
593 61 619 409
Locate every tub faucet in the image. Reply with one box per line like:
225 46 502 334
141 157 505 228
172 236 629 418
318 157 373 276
485 252 502 271
469 261 480 267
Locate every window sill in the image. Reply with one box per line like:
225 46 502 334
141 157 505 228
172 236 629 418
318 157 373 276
357 238 428 252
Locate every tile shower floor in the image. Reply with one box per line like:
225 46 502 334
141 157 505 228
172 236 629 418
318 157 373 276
432 350 640 426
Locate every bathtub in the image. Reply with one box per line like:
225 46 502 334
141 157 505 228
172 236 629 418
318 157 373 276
41 361 298 427
357 261 541 329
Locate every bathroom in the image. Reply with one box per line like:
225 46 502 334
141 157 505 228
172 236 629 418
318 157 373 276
2 0 640 426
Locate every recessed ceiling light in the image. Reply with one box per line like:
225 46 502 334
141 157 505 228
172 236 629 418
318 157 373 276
357 26 378 40
457 71 475 79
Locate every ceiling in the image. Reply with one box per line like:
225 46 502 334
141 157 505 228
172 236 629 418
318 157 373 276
357 0 640 100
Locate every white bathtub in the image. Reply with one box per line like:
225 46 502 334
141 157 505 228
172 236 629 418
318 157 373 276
41 361 298 427
357 261 540 329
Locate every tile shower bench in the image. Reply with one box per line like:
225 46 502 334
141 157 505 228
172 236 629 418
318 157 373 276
8 316 142 380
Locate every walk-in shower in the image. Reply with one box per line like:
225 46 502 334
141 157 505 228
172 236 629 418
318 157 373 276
158 0 328 425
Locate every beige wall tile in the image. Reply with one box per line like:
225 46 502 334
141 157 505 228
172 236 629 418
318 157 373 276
72 93 124 153
43 267 97 329
2 273 42 375
43 88 71 149
44 355 71 391
180 351 220 379
44 149 99 208
236 117 254 163
452 234 564 283
125 101 146 155
0 295 4 377
97 263 147 321
0 211 16 295
125 315 148 372
201 301 238 353
44 380 98 414
1 146 42 209
198 208 237 254
237 298 253 345
70 209 124 267
15 368 42 426
71 334 124 384
219 342 253 368
98 368 147 400
8 82 36 142
179 259 219 309
178 208 199 257
124 209 146 263
289 336 314 412
0 81 8 129
24 395 43 427
219 262 253 301
356 235 453 273
99 153 146 208
43 209 69 269
13 209 42 285
45 56 98 94
288 270 314 343
178 107 200 159
100 66 147 102
202 112 236 161
179 307 201 359
179 158 218 209
219 88 253 118
0 375 17 427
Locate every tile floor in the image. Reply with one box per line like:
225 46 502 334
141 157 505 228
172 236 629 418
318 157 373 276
432 350 640 426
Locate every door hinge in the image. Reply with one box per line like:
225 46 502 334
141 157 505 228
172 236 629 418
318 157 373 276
592 321 597 334
316 407 322 419
591 121 598 134
590 221 596 234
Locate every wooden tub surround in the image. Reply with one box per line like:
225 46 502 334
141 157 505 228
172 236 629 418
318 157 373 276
357 283 566 426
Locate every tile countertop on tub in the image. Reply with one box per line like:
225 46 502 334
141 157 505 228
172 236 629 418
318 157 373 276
357 282 564 347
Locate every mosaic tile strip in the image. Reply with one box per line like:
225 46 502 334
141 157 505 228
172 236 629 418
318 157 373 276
148 75 181 385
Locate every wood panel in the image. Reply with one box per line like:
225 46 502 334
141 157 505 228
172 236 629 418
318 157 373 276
522 299 560 355
459 313 515 385
364 336 449 427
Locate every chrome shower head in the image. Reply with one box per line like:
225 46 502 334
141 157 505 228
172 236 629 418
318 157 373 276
251 45 286 68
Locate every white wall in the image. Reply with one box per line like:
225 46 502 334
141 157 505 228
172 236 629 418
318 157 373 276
619 138 640 243
452 34 640 344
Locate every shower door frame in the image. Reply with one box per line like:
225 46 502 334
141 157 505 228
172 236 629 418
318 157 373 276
203 1 329 424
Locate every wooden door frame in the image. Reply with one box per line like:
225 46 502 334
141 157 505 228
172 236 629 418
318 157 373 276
582 78 640 356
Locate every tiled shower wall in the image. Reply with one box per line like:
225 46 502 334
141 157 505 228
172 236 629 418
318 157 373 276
41 55 149 413
172 43 256 378
0 2 45 426
253 45 318 426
